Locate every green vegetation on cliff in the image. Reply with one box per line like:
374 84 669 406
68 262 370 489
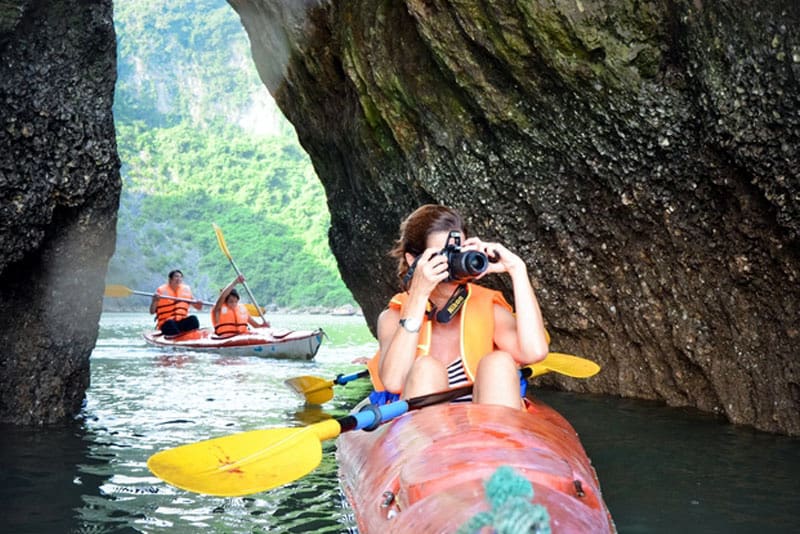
108 0 352 308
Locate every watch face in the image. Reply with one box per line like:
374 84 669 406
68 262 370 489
401 317 421 332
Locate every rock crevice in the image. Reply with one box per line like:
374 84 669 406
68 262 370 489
230 0 799 435
0 0 120 425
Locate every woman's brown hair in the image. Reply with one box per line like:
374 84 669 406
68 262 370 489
389 204 468 285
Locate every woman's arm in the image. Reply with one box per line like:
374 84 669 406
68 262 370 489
465 238 549 364
377 246 447 392
376 307 410 393
247 314 266 328
213 275 243 324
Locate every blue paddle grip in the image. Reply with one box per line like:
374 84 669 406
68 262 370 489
352 400 409 430
335 369 370 386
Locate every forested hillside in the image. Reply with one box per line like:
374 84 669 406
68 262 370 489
107 0 353 309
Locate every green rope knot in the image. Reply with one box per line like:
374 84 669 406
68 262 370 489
457 465 551 534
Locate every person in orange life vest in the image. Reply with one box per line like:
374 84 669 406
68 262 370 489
150 269 202 336
211 274 268 337
375 204 549 410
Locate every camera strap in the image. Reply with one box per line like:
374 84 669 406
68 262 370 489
431 284 468 324
402 256 421 290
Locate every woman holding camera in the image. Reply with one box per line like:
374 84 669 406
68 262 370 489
374 204 549 410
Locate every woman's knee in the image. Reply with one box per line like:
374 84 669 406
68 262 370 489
474 351 522 408
476 351 517 376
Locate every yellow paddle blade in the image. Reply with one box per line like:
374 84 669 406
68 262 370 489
104 284 134 298
285 375 335 404
529 352 601 379
147 419 342 496
212 223 232 260
244 303 265 316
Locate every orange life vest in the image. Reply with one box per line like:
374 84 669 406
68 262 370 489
367 283 513 393
212 303 250 337
155 283 193 329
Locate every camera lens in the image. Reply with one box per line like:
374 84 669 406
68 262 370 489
465 252 488 271
448 251 488 281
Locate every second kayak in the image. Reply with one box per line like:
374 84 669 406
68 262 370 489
143 326 324 360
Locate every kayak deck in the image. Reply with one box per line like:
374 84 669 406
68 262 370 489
142 327 323 360
338 400 615 533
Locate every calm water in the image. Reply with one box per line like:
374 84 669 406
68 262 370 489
1 312 798 533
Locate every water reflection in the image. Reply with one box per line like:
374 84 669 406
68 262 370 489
0 422 108 533
291 405 334 426
536 389 800 534
1 312 799 533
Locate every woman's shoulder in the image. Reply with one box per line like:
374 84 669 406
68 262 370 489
378 305 400 321
376 306 401 339
387 291 407 309
468 283 512 311
467 283 503 299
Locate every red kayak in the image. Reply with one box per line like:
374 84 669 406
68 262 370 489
338 400 615 533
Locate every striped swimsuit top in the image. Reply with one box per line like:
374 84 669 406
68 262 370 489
447 358 473 403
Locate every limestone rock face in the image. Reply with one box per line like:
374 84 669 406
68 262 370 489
0 0 120 424
230 0 799 435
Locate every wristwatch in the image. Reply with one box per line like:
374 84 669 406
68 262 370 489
399 317 421 333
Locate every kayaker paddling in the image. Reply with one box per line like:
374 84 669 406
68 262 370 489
375 204 549 410
150 269 202 336
212 274 269 337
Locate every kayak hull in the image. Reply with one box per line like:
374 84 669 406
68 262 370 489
142 327 323 360
338 401 615 533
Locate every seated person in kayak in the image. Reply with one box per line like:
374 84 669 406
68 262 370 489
150 269 202 336
211 274 265 337
374 204 549 410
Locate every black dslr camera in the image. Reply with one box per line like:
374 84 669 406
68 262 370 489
440 231 489 282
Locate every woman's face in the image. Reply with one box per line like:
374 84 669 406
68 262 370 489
425 230 452 251
226 295 239 307
405 229 461 266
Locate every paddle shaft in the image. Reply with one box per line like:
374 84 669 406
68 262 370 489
301 361 541 397
213 224 269 326
335 369 371 386
106 284 265 318
299 369 372 397
225 258 265 322
291 352 600 403
132 289 214 307
336 382 474 433
335 367 535 433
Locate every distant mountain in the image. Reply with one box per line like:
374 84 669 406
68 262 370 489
107 0 353 309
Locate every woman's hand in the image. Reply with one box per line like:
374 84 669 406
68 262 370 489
407 246 450 296
462 237 526 277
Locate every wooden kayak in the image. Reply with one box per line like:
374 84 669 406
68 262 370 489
337 400 615 533
142 326 323 360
